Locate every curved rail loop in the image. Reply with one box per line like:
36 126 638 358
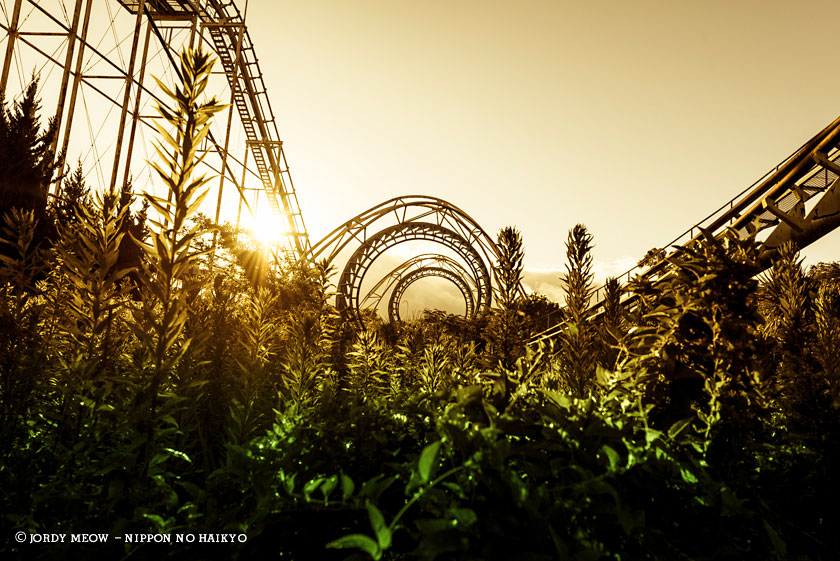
305 195 518 328
359 253 478 323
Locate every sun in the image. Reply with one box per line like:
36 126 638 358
226 192 330 249
247 205 286 246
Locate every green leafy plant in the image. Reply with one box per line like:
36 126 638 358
348 330 392 402
814 283 840 407
326 440 461 560
129 47 226 475
0 209 51 454
1 71 839 561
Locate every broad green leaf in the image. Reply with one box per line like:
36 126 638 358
326 533 381 559
680 467 698 484
284 472 297 494
149 452 168 468
668 417 694 440
763 520 787 557
418 440 442 484
143 513 167 531
303 477 323 501
320 474 338 501
450 507 477 527
600 444 621 472
341 473 355 501
366 501 391 551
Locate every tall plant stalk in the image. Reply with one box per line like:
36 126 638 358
489 226 525 370
599 276 625 370
559 224 596 395
130 48 226 474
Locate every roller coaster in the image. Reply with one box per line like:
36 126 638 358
1 0 308 258
4 1 840 333
531 114 840 344
305 195 503 329
309 116 840 332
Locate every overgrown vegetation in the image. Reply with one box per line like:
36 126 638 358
1 49 839 560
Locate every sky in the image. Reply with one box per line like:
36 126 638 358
5 0 840 316
233 0 840 310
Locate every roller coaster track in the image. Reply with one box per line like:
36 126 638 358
305 195 511 328
118 1 308 256
1 1 308 258
358 254 478 323
531 114 840 345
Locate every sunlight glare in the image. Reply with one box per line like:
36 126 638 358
248 205 286 246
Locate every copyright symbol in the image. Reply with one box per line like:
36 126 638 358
15 531 26 543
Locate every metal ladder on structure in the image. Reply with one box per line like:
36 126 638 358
119 0 310 260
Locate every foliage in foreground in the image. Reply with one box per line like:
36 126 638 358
1 49 839 561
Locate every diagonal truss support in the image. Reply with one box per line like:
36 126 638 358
1 1 309 259
118 0 309 257
531 114 840 345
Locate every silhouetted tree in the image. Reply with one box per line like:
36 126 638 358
0 78 60 247
50 161 89 226
809 260 840 291
514 293 562 338
813 283 840 407
638 246 666 268
116 178 149 288
760 242 820 405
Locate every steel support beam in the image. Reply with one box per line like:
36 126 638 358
120 19 153 190
57 0 93 176
211 18 246 256
49 0 84 172
0 0 23 93
109 0 146 192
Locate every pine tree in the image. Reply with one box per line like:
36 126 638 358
50 161 90 226
0 78 60 243
116 178 148 289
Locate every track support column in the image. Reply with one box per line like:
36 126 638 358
109 0 146 192
210 19 246 256
50 0 85 187
120 19 153 191
0 0 23 94
57 0 93 176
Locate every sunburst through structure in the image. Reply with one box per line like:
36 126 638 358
1 0 308 260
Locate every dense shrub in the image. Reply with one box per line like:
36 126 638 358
1 49 838 561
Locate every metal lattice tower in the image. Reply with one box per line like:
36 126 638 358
0 0 309 258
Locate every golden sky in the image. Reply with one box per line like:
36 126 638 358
5 0 840 313
243 0 840 280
